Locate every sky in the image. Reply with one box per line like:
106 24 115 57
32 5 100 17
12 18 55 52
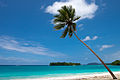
0 0 120 65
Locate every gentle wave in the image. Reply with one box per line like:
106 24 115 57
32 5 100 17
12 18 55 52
11 71 120 80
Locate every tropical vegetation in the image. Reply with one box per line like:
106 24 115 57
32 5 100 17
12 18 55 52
50 62 81 66
52 5 117 79
111 60 120 65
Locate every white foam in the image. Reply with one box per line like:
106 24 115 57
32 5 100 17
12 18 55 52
11 71 120 80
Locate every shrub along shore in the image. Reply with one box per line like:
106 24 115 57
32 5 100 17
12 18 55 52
50 62 81 66
49 60 120 66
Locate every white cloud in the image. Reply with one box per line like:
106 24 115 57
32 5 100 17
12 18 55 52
0 36 65 57
82 36 98 41
46 0 98 20
78 24 84 31
103 51 120 62
78 24 84 27
99 45 114 51
92 36 98 40
83 36 91 41
0 56 38 62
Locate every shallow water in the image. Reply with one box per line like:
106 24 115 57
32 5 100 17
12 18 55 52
0 65 120 80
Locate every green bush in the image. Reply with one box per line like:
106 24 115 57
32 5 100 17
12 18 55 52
111 60 120 65
49 62 81 66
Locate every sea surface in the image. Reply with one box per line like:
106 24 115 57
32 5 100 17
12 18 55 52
0 65 120 80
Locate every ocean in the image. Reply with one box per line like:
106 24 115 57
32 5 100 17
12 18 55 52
0 65 120 80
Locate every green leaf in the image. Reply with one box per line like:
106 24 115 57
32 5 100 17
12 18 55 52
53 18 65 24
54 24 65 30
60 27 68 38
54 15 60 18
58 9 67 18
53 5 79 38
58 6 70 20
73 16 80 21
70 9 75 20
68 27 73 38
62 6 71 19
72 23 76 31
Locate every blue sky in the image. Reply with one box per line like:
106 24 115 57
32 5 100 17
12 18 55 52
0 0 120 65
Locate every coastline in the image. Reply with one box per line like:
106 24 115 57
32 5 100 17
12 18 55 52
11 71 120 80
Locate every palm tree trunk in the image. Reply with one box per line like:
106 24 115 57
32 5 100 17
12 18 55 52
72 30 117 79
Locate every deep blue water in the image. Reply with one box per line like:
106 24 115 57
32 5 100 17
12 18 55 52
0 65 120 80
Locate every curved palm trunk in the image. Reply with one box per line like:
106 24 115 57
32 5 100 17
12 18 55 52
72 30 117 79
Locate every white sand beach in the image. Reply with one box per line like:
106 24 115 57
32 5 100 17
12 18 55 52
12 71 120 80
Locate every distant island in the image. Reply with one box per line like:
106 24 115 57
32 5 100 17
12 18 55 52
87 60 120 65
87 62 101 65
111 60 120 65
49 60 120 66
49 62 81 66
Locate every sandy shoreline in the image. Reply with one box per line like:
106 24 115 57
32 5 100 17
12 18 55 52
12 71 120 80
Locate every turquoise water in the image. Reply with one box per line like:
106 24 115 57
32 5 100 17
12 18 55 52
0 65 120 80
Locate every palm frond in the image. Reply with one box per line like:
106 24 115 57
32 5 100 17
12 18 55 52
53 5 80 38
62 6 71 19
61 5 75 21
68 5 72 12
58 9 69 20
70 8 75 20
60 27 68 38
53 18 65 24
54 15 60 18
68 26 73 38
72 23 76 31
73 16 81 21
54 24 65 30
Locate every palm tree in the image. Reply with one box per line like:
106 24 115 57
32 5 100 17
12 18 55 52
53 5 117 79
